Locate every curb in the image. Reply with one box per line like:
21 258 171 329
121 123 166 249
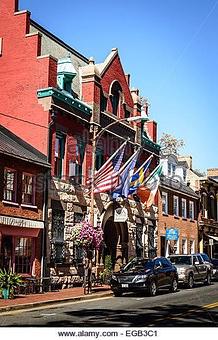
0 291 113 313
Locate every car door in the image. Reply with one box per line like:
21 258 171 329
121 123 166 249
192 255 201 281
197 255 207 280
160 258 173 286
154 259 165 287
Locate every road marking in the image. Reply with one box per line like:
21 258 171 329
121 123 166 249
147 301 218 326
40 313 57 316
203 301 218 309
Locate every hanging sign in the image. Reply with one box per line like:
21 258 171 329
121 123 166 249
114 207 128 222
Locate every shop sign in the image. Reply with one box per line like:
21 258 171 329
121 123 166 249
114 207 128 222
0 215 44 229
166 227 179 241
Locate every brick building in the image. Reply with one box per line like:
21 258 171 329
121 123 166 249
0 0 160 276
180 158 218 258
0 125 49 277
157 155 199 257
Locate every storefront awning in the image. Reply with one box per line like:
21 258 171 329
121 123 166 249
207 234 218 242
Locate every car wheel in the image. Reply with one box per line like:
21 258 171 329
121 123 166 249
113 290 123 297
187 274 194 289
205 272 211 285
149 281 157 296
170 278 178 293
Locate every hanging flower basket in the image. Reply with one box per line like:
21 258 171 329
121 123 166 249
71 221 103 251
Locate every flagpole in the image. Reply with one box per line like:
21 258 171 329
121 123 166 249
118 147 141 175
143 162 162 186
132 154 153 176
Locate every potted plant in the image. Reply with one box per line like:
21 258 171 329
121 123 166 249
0 269 22 299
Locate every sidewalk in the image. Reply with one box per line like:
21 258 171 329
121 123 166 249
0 285 112 313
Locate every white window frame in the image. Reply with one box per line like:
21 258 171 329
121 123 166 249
189 201 194 220
181 198 187 218
162 192 168 214
173 195 179 216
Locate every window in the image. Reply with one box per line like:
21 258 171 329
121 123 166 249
54 134 65 178
22 173 35 205
189 201 194 220
182 238 187 254
110 81 122 116
197 255 203 264
95 148 104 171
100 93 108 112
124 105 130 118
190 240 195 254
181 198 187 218
3 168 17 202
52 209 65 263
162 192 168 214
183 168 187 182
14 237 33 274
173 196 179 216
168 163 172 176
172 164 176 176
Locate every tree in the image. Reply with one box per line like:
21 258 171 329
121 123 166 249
159 133 185 156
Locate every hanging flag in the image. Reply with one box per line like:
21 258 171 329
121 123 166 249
128 155 153 195
144 163 163 208
93 141 127 193
112 148 140 199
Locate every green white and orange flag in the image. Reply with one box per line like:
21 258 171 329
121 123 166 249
143 163 163 208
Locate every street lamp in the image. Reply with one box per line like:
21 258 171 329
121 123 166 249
90 115 148 225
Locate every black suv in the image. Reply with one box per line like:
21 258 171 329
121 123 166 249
110 257 178 297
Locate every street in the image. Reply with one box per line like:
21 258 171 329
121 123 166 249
0 282 217 327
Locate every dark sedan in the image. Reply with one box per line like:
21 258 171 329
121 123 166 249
110 257 178 297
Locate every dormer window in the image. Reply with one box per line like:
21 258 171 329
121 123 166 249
110 81 122 116
57 55 77 94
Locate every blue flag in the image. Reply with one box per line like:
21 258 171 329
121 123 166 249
112 149 140 199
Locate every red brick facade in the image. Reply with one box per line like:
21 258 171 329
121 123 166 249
157 189 199 257
0 0 57 155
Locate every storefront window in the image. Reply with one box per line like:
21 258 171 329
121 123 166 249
22 173 35 205
4 168 17 202
14 237 33 274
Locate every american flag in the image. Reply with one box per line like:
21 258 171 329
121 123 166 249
93 141 126 193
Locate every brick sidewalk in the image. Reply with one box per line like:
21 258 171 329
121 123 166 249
0 285 112 312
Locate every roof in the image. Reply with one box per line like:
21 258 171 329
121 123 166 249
160 175 199 199
0 125 50 168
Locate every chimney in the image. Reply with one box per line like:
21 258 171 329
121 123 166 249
125 74 130 86
146 120 157 143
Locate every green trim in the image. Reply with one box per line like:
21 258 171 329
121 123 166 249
142 135 160 152
37 87 92 115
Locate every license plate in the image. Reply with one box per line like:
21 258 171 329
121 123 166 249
121 284 128 288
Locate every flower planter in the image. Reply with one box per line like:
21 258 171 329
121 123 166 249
2 288 10 299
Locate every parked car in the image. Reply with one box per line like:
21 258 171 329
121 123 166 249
110 257 178 297
168 254 211 288
196 253 214 277
211 258 218 280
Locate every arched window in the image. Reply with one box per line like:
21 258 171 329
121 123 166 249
110 81 122 116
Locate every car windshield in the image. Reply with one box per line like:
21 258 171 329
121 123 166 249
169 256 192 265
200 253 210 262
122 258 153 272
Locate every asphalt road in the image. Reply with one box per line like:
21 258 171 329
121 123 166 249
0 282 218 327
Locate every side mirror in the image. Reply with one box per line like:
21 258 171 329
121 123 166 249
154 265 162 270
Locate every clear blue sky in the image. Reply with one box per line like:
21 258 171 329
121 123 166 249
20 0 218 172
